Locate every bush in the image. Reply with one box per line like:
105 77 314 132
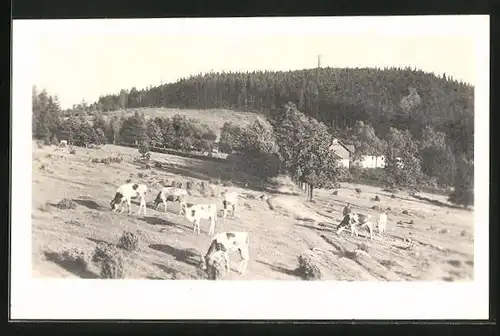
52 247 90 272
117 231 140 252
297 251 322 280
100 158 111 165
391 194 396 199
100 253 125 279
332 190 338 195
56 198 77 210
91 157 100 163
355 188 362 194
205 252 228 280
448 188 474 208
154 161 162 168
92 242 116 263
222 180 233 187
209 179 221 185
92 243 125 279
373 195 381 201
69 147 76 155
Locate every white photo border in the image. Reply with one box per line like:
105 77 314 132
11 15 490 320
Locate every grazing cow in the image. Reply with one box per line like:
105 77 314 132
181 203 217 235
59 140 68 148
221 190 239 218
110 183 148 215
201 231 250 276
336 213 374 239
153 187 188 214
377 211 387 235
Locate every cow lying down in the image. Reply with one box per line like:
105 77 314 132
336 213 374 239
201 231 250 276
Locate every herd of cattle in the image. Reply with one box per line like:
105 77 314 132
108 182 390 278
109 182 248 276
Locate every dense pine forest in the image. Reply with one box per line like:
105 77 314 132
33 66 475 206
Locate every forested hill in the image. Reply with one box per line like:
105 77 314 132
92 67 474 155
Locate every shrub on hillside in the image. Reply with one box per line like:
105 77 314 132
100 252 125 279
222 180 233 187
92 243 125 279
296 251 322 280
50 247 91 273
56 198 77 210
92 242 116 263
117 231 140 252
205 252 228 280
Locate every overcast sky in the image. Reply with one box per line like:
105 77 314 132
20 16 487 109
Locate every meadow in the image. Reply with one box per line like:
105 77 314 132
32 142 474 281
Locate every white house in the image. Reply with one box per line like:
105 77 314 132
356 155 386 168
329 139 355 168
353 155 404 169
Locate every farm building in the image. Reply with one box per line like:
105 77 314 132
329 139 355 168
353 155 386 168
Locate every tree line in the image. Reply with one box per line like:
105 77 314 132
32 86 217 153
84 67 473 158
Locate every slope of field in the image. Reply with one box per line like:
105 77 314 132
101 107 262 138
32 143 474 281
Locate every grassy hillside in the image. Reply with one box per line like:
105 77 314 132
101 107 263 138
32 143 474 281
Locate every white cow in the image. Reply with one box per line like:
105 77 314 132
110 183 148 215
181 203 217 235
153 187 188 214
201 231 250 276
221 190 240 218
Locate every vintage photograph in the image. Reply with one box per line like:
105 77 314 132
28 17 478 284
